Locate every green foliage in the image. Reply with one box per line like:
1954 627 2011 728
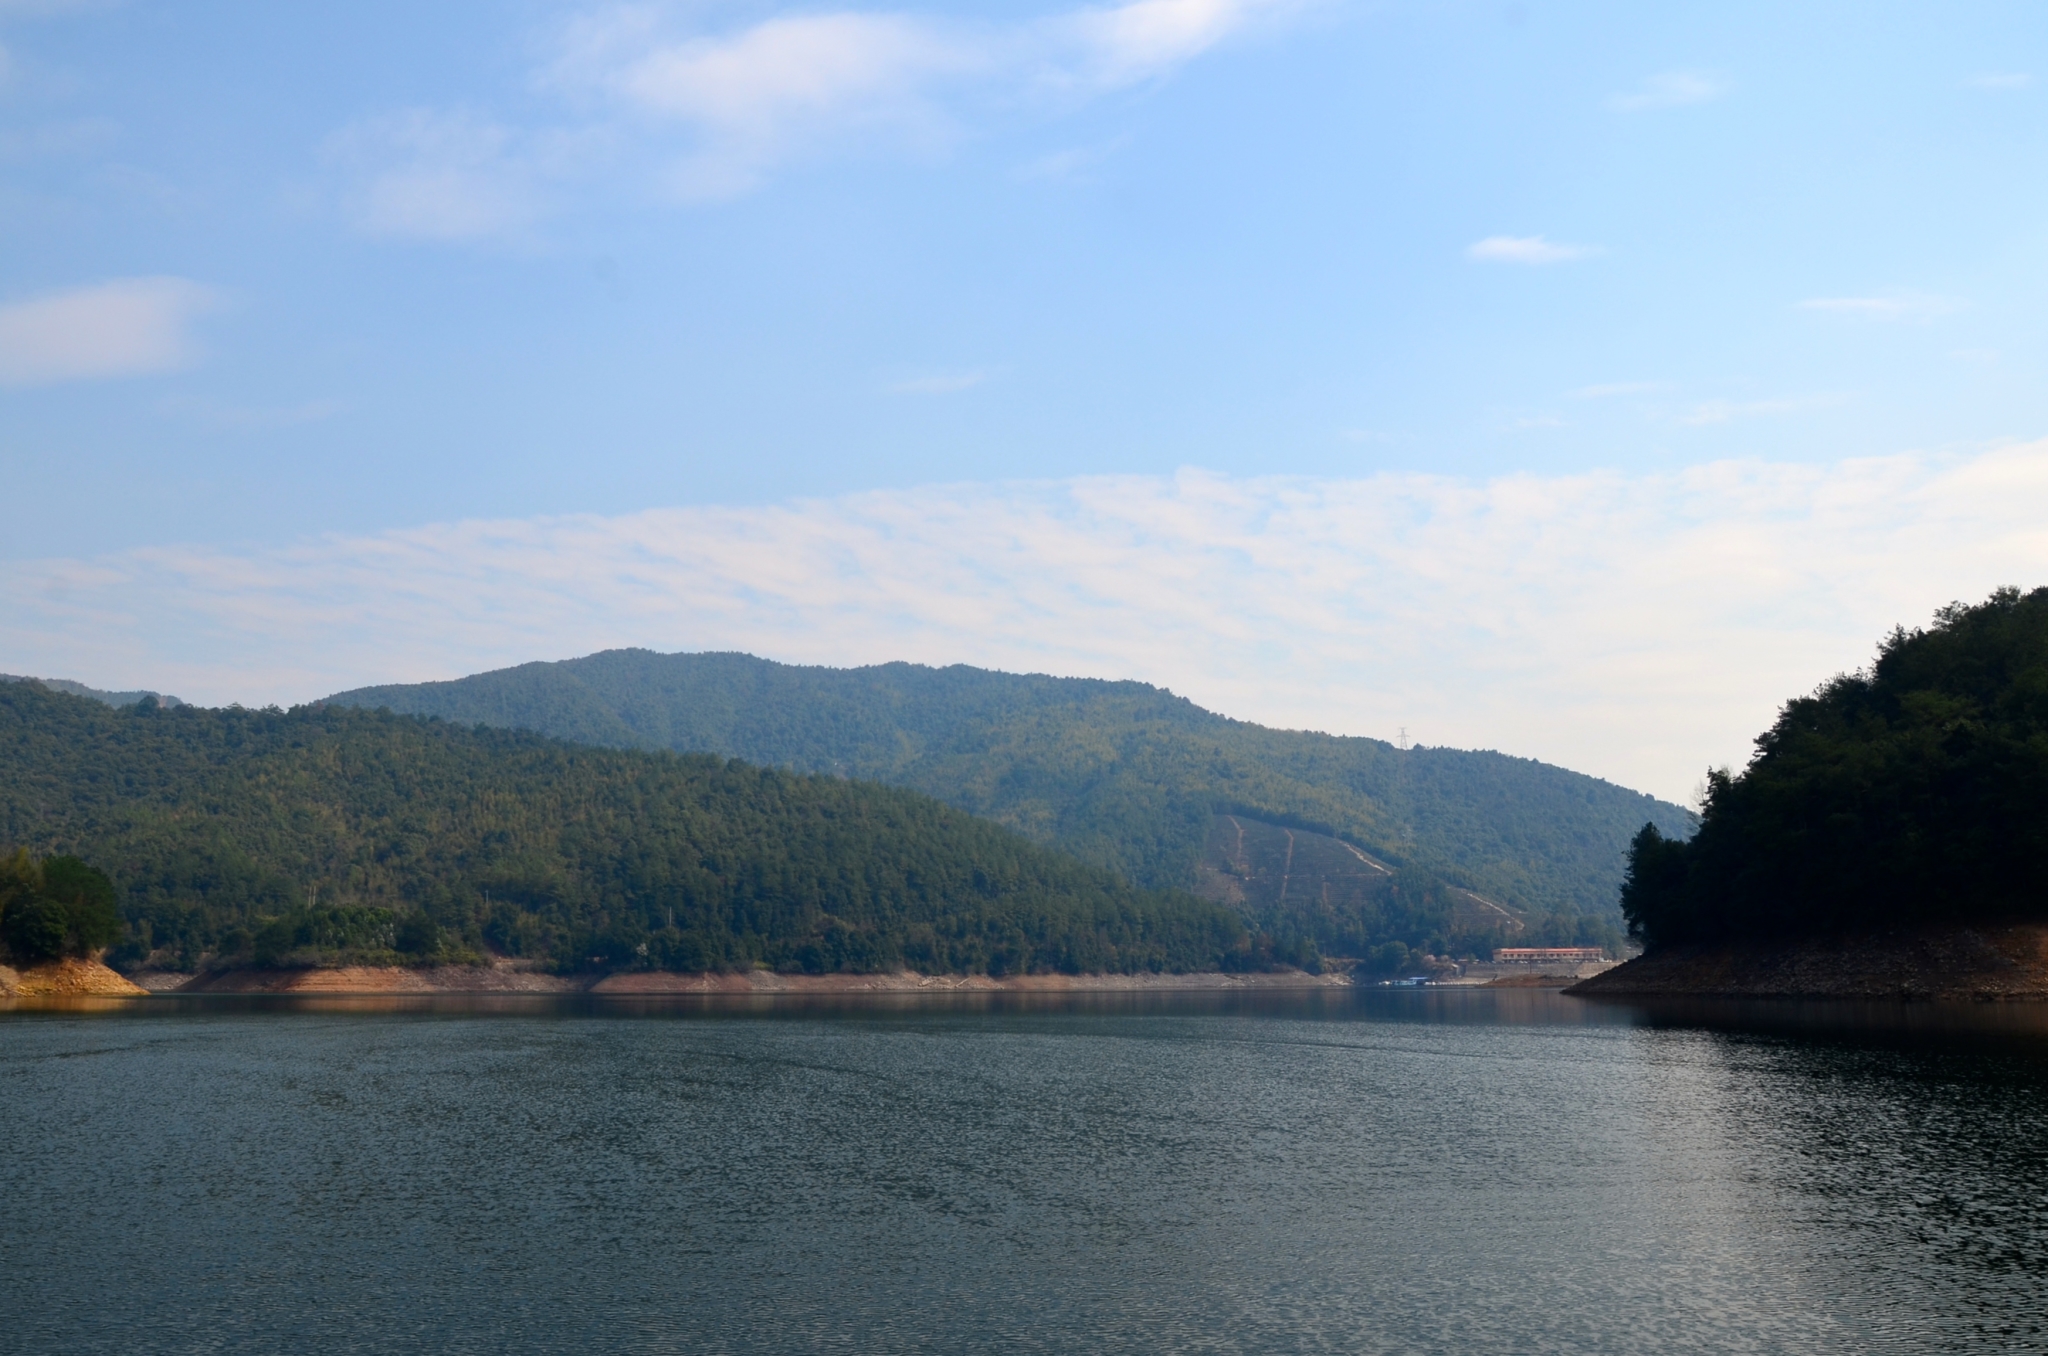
43 855 122 953
0 681 1248 975
1623 587 2048 947
1189 811 1576 962
1364 941 1414 974
0 846 37 916
5 896 71 963
253 906 399 967
0 848 121 963
331 651 1692 930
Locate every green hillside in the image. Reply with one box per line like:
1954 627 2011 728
332 651 1692 936
0 681 1249 976
1624 587 2048 948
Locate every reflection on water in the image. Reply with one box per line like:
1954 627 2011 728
3 990 2045 1353
7 985 1653 1023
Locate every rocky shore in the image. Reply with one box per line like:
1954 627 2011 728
0 957 148 997
1567 922 2048 1001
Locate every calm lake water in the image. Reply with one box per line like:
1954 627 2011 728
5 989 2047 1354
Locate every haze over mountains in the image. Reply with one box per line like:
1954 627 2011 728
331 651 1693 939
0 675 184 709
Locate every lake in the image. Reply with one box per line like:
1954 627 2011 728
4 989 2046 1353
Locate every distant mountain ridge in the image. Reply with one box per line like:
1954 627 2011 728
1 674 184 708
329 650 1693 936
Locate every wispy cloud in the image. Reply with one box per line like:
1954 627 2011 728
1054 0 1293 88
1569 381 1668 400
1608 70 1725 112
1467 235 1599 264
341 0 1299 226
1966 72 2030 90
11 445 2048 801
322 109 596 242
1681 394 1842 426
558 10 983 199
1017 135 1130 181
1798 293 1959 321
0 277 215 387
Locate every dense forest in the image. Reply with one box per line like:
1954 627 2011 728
1622 588 2048 948
0 681 1254 975
333 652 1691 932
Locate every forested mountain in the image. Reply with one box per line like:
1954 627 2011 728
1623 588 2048 948
0 673 183 708
0 682 1247 976
332 651 1691 933
1191 814 1522 973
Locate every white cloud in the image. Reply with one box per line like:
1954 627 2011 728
1058 0 1289 88
1966 72 2030 90
1798 293 1959 321
1569 381 1668 400
324 110 562 241
1467 235 1598 264
1608 70 1725 111
11 444 2048 802
588 12 983 197
607 13 972 122
528 0 1293 202
1018 135 1130 181
0 277 215 387
1681 394 1841 426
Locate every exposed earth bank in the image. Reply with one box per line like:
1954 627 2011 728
1567 923 2048 1000
0 957 148 997
133 964 1357 995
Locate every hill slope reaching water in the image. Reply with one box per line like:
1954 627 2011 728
0 682 1246 976
1621 586 2048 952
331 650 1692 937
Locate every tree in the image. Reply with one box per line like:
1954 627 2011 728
0 851 121 963
0 847 40 921
1622 587 2048 948
41 856 122 954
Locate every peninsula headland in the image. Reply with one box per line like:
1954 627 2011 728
1577 588 2048 1001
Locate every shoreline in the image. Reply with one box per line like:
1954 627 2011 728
0 958 148 997
1567 922 2048 1001
121 964 1361 996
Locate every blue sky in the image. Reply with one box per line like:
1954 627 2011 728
4 1 2047 796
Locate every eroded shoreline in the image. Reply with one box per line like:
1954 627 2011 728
1568 922 2048 1001
114 963 1359 996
